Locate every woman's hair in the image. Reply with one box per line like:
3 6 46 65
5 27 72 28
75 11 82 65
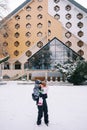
41 81 46 87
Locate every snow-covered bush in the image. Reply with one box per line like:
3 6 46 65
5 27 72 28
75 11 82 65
55 59 87 85
67 60 87 85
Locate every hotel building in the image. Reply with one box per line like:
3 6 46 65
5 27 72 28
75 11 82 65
0 0 87 80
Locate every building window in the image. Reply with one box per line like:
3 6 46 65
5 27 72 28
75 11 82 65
77 40 84 47
26 6 31 11
37 23 43 28
25 41 31 47
37 41 43 48
77 22 83 28
66 22 72 29
26 15 31 20
48 30 51 36
37 14 43 19
15 15 20 20
28 38 81 69
65 41 72 47
77 50 84 56
25 32 31 37
14 61 21 69
4 62 10 70
3 32 9 38
78 31 84 37
14 50 19 56
3 42 8 47
65 13 71 20
65 31 72 38
77 13 83 20
65 5 71 11
37 6 43 11
54 14 60 20
26 50 32 57
14 32 20 38
15 23 20 29
54 5 60 12
48 21 51 27
54 0 60 3
26 23 31 29
37 32 43 37
14 41 20 47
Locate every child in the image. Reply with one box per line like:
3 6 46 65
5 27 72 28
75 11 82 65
37 81 49 126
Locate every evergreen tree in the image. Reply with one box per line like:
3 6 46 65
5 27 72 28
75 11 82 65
68 60 87 85
55 58 87 85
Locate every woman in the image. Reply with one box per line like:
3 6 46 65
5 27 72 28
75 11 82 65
36 81 49 126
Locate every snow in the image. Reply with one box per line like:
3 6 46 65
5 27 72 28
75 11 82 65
0 81 87 130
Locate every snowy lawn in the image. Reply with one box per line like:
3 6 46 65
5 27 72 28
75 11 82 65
0 81 87 130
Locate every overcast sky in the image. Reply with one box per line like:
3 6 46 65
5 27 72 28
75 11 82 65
7 0 87 12
7 0 25 12
75 0 87 9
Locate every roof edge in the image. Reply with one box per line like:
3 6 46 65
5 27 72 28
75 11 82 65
28 37 84 61
68 0 87 13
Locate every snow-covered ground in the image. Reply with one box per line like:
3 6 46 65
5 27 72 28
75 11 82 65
0 81 87 130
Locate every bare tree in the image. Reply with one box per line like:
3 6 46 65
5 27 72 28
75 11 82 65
0 0 8 20
0 0 9 56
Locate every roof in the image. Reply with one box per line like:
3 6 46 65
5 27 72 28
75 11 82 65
68 0 87 13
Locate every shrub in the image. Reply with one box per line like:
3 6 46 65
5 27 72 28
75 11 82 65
55 59 87 85
67 60 87 85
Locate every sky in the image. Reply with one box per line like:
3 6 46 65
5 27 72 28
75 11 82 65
7 0 25 12
75 0 87 9
7 0 87 13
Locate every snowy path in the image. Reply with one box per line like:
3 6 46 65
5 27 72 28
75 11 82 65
0 81 87 130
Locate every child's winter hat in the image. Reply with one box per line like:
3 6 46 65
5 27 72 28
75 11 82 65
35 80 42 84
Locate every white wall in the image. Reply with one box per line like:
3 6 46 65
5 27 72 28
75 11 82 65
48 0 87 43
